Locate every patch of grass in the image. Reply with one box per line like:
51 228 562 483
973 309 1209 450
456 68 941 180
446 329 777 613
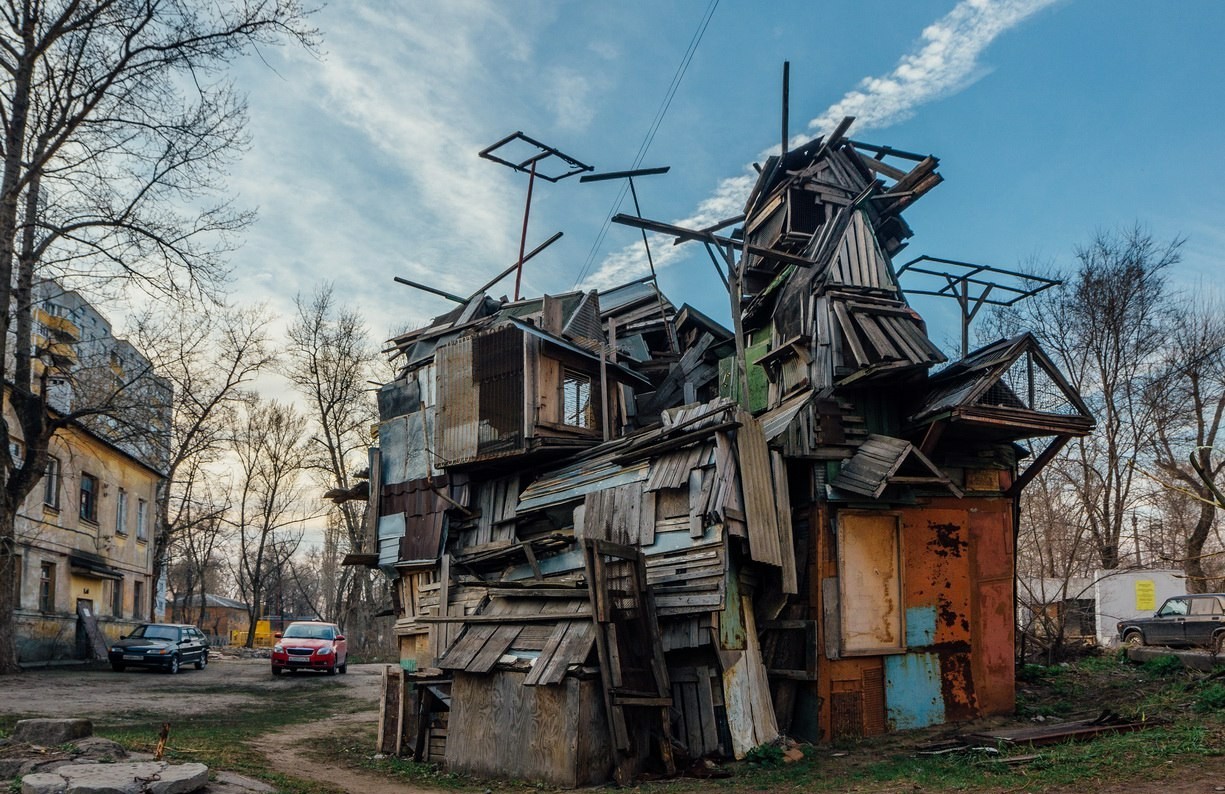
96 684 352 794
302 725 485 792
1195 682 1225 713
1141 654 1186 678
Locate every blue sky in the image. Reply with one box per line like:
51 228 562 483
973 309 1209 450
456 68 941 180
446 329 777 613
226 0 1225 357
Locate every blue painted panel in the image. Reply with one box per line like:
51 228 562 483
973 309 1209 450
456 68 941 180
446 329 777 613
906 606 937 647
884 653 945 730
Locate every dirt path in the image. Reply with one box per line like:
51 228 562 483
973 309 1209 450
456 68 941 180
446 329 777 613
252 709 446 794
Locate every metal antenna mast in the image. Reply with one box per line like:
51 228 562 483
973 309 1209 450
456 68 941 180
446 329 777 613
896 255 1061 358
479 131 592 301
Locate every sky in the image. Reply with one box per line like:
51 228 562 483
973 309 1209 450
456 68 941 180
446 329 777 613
224 0 1225 360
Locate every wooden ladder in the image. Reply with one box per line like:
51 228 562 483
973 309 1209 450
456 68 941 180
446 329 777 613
582 538 676 785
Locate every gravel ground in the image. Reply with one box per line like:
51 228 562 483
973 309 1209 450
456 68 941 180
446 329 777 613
0 657 381 722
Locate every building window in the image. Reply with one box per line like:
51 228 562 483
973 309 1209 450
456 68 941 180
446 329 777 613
562 370 593 428
44 456 60 508
133 580 145 620
115 489 128 535
39 562 55 612
8 437 23 466
111 578 124 617
80 473 98 523
136 499 148 542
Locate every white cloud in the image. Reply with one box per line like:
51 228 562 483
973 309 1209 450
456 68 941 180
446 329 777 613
809 0 1059 134
585 0 1057 289
546 67 596 132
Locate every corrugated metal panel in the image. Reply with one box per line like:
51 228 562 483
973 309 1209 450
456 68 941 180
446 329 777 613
474 326 525 457
378 513 406 567
436 336 479 464
759 389 812 441
517 455 650 512
645 443 714 491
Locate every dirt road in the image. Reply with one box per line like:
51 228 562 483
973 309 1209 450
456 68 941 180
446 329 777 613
0 656 381 721
0 657 451 793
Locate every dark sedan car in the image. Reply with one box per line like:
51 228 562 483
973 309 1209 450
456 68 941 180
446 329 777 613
108 623 210 674
1117 594 1225 654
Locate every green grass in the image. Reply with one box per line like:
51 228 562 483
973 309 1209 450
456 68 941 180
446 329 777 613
93 683 355 794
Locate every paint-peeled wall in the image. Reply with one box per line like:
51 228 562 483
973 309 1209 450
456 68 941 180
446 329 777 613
816 497 1015 739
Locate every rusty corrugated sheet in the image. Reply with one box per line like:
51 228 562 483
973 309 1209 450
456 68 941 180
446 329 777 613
436 336 479 464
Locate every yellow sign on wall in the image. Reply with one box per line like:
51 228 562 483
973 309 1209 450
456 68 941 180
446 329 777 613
1136 580 1157 612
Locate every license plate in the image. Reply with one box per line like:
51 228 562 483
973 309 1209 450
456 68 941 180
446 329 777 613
289 658 312 664
123 654 143 661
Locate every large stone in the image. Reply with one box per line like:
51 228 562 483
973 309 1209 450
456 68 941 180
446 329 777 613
21 761 209 794
12 719 93 746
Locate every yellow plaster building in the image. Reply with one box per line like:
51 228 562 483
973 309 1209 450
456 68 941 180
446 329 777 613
13 418 163 662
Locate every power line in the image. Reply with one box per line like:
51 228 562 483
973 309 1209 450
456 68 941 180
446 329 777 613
574 0 720 288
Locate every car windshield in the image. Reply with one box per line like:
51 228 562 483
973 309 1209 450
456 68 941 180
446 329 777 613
283 624 334 640
132 625 179 641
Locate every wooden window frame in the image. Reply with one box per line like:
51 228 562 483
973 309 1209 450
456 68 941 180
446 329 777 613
44 455 60 509
80 473 99 524
39 562 55 612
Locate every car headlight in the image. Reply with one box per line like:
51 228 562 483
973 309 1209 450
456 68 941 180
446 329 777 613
316 646 333 655
273 644 283 653
153 648 169 655
111 647 122 653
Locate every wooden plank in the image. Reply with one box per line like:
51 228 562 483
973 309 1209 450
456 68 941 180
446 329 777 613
437 553 452 658
695 666 717 754
640 489 656 546
540 621 596 685
525 621 571 686
467 624 523 673
831 301 868 366
688 468 705 539
437 624 496 668
735 409 782 567
771 451 798 596
823 577 841 660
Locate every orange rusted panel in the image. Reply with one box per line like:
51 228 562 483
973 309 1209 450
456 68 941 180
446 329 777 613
970 502 1016 715
969 500 1014 581
901 508 972 647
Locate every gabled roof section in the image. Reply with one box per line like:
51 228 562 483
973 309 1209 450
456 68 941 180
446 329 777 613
909 333 1094 440
831 434 962 499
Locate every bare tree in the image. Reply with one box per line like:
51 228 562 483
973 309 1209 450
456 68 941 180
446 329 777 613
229 399 308 648
994 226 1180 570
132 303 274 619
1146 301 1225 591
0 1 316 672
283 285 380 645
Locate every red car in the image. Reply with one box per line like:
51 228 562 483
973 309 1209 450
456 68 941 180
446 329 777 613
271 621 348 675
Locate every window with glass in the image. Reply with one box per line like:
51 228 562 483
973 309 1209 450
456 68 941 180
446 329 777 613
133 580 145 619
136 499 148 541
39 562 55 612
44 456 60 508
562 370 593 428
80 474 98 522
115 489 128 535
111 578 123 616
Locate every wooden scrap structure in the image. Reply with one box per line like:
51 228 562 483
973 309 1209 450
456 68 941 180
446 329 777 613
358 122 1095 785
